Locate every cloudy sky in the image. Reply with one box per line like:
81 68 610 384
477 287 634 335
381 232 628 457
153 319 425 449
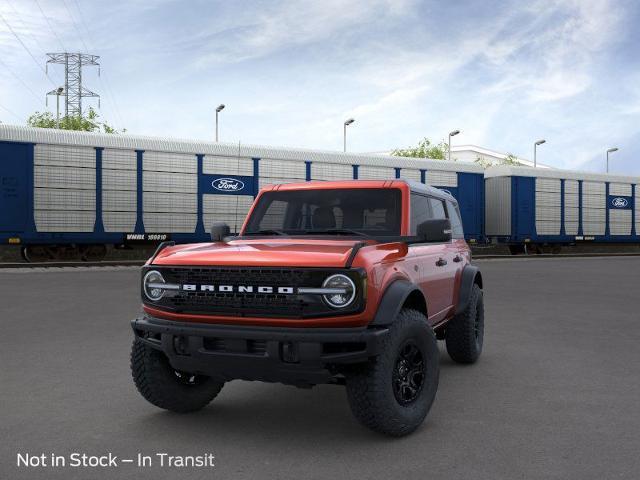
1 0 639 174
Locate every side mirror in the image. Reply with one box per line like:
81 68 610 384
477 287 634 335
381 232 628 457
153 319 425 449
417 218 452 243
210 222 231 242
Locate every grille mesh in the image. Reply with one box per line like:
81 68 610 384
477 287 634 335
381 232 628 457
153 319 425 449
151 267 359 318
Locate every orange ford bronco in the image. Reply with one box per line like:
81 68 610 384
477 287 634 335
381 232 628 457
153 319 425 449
131 180 484 436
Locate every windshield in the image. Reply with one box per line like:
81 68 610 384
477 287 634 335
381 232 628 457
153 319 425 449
244 188 402 236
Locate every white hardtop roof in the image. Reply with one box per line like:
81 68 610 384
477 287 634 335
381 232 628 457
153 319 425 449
0 124 483 174
485 165 640 184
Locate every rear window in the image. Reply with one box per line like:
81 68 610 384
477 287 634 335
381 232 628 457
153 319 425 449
245 188 402 236
446 200 464 239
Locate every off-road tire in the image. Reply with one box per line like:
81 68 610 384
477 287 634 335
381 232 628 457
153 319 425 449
345 309 439 436
131 339 224 413
445 283 484 364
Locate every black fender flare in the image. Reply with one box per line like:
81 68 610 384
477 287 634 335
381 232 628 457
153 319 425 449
370 280 425 326
455 265 483 315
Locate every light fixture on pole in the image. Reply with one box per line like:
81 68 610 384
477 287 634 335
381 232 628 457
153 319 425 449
343 118 355 152
46 86 66 129
215 104 225 142
606 147 618 173
448 129 460 162
533 139 546 168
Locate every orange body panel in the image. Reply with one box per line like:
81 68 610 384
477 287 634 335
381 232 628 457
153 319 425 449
144 180 470 328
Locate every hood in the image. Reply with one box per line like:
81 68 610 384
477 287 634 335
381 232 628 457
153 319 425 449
151 238 368 268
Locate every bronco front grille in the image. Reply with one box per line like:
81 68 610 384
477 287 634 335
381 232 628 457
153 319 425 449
142 266 364 319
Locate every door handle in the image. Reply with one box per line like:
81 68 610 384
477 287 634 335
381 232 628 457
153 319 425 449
453 255 463 263
436 258 447 267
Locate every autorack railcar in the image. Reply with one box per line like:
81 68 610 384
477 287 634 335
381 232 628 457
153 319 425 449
485 165 640 254
0 125 485 261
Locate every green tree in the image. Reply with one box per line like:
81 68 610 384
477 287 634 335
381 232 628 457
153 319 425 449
391 137 449 160
502 153 522 165
474 152 523 169
27 107 124 133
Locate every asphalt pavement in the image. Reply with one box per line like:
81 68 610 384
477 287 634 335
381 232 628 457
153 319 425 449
1 257 639 480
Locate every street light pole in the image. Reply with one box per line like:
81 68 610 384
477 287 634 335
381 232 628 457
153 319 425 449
448 129 460 162
534 139 546 167
606 147 618 173
55 87 63 128
343 118 355 152
215 104 225 142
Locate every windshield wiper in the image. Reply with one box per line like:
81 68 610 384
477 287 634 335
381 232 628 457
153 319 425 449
244 229 287 236
303 228 368 237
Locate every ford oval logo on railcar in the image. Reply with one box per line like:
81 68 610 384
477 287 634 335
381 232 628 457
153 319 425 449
611 197 629 208
212 178 245 192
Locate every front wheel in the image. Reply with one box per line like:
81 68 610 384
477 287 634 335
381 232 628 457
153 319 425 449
131 339 224 413
345 309 439 436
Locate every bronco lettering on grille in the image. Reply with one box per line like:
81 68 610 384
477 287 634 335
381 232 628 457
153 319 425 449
182 284 295 294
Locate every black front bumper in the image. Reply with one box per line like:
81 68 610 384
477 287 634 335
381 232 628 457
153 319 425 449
131 315 389 386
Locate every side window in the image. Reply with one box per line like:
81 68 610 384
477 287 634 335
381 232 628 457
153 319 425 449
429 198 447 219
446 200 464 239
410 193 432 235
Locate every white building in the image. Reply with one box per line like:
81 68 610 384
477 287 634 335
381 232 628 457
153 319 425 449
450 145 553 169
367 145 553 169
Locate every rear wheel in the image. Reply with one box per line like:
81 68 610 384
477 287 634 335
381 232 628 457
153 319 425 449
131 339 224 413
445 283 484 363
345 309 439 436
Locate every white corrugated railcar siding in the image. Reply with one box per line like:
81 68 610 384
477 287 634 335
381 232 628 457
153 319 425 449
203 194 254 233
143 151 197 232
581 181 606 235
102 148 137 232
535 178 561 235
564 180 579 235
259 158 306 188
34 144 96 232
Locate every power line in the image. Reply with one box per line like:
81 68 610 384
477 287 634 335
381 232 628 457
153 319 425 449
34 0 67 52
0 102 23 122
0 11 57 87
5 0 64 85
67 0 125 127
60 0 89 51
0 57 44 103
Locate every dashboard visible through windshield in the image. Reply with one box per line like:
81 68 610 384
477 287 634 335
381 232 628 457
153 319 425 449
244 188 402 237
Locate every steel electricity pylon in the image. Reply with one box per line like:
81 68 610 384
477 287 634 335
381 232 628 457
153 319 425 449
46 53 100 117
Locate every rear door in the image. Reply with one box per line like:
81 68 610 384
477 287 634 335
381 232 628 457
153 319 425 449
428 197 458 315
0 142 29 232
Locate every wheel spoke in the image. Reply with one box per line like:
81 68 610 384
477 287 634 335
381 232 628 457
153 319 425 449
392 341 425 405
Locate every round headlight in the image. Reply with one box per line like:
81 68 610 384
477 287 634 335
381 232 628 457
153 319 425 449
143 270 166 301
322 274 356 309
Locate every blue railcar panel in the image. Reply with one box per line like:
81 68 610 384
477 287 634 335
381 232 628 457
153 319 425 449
196 154 205 235
511 176 535 240
607 195 633 209
454 172 484 241
135 150 144 234
94 147 104 234
200 174 255 196
560 179 565 236
632 184 637 237
0 141 31 234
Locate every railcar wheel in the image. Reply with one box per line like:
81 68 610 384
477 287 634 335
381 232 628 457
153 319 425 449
21 245 54 263
79 244 107 262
